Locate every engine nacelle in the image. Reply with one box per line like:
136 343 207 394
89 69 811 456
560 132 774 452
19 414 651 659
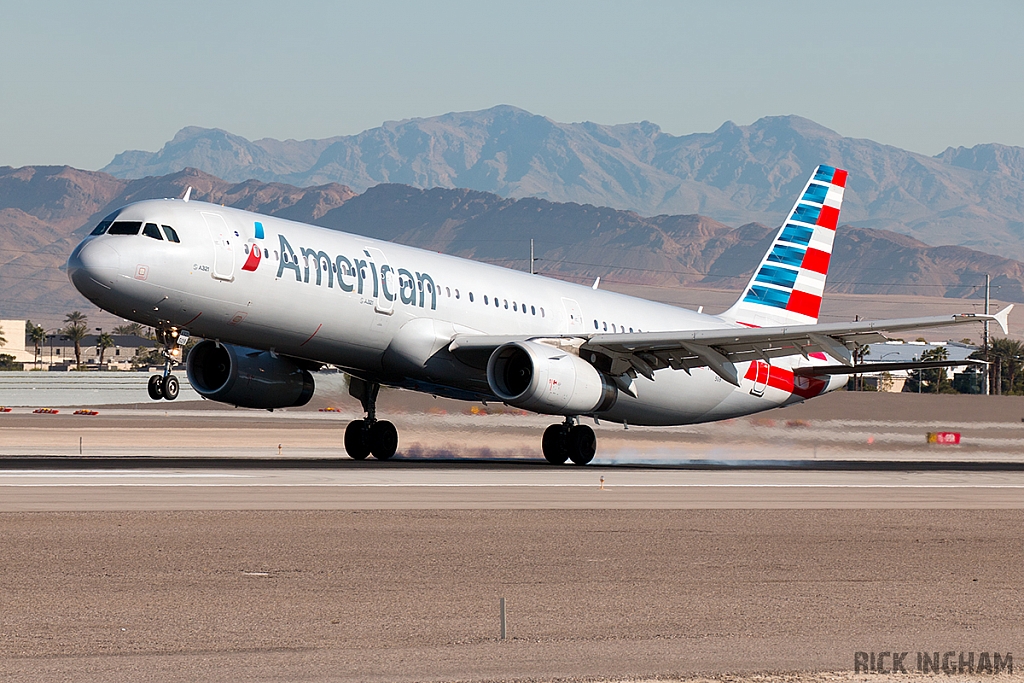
487 341 617 415
186 341 315 410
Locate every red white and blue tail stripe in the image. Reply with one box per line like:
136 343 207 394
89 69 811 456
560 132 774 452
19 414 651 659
721 165 847 327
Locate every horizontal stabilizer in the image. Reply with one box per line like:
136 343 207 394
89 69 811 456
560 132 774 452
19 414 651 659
794 359 985 377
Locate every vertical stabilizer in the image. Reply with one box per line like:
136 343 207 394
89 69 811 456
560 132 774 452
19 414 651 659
720 165 847 327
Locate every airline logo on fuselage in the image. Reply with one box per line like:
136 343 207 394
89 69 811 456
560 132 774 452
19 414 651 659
240 221 265 272
274 234 437 310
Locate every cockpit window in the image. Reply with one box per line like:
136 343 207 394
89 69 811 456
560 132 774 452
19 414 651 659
89 209 122 235
90 221 113 236
162 225 180 243
142 223 164 240
107 221 142 235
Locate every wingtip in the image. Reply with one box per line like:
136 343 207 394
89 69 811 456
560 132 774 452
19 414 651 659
995 304 1013 334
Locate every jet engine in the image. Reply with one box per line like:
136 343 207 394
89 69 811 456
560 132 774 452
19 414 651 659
486 341 617 415
186 341 315 410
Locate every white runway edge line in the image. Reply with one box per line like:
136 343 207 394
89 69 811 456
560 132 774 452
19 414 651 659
0 471 248 477
3 476 1024 489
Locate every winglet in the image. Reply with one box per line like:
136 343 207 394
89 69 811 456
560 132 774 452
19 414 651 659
995 304 1013 334
183 186 192 203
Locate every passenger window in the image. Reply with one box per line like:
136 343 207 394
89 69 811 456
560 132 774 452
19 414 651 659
532 306 536 315
469 292 474 302
455 289 460 299
484 295 489 305
503 299 508 309
594 320 599 329
540 308 544 317
243 245 250 254
446 287 451 298
161 225 180 243
522 305 526 315
603 322 608 331
629 327 634 333
263 248 268 259
274 251 279 260
107 221 142 235
513 302 517 312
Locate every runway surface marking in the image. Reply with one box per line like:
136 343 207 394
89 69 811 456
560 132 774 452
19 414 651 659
4 469 1024 488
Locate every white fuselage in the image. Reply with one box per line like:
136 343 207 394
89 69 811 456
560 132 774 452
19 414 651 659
67 199 844 425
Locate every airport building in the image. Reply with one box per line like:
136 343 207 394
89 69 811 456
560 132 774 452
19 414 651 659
0 320 156 370
856 340 980 393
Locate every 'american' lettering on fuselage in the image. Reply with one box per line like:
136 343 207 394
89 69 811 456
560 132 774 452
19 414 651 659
275 234 437 310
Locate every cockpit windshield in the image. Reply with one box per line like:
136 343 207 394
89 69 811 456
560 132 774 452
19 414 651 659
107 221 143 235
88 213 182 243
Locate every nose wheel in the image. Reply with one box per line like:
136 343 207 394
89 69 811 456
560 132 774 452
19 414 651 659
542 418 596 465
147 327 187 401
344 377 399 460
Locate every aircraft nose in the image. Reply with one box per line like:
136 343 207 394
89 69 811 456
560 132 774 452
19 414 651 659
67 239 120 297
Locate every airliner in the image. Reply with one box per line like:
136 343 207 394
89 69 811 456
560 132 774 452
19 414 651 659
66 166 1010 464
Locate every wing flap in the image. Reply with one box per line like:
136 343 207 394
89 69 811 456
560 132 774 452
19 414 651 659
448 307 1010 387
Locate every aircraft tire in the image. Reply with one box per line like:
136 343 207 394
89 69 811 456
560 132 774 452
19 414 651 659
567 424 597 465
369 420 399 461
344 420 372 460
162 375 179 401
147 374 164 401
542 424 569 465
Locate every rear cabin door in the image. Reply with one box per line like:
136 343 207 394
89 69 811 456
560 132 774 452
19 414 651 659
201 212 235 281
750 360 770 397
561 298 584 334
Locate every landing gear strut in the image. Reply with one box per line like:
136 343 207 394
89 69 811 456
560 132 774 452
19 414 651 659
345 377 399 461
147 328 186 401
542 417 596 465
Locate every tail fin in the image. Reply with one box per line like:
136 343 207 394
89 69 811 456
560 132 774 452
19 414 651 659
720 165 847 327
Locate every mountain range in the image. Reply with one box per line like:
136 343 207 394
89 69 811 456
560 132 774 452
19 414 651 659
102 106 1024 260
2 165 1022 330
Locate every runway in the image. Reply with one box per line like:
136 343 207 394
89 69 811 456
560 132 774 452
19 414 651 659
3 394 1024 681
3 460 1024 510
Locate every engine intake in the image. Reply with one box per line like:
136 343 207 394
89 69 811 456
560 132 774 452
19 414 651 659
186 340 315 410
487 341 617 415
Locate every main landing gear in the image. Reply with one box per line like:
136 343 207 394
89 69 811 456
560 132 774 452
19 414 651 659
147 328 186 401
344 377 399 461
542 417 596 465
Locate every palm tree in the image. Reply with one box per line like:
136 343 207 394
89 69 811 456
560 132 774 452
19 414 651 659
991 338 1024 395
62 311 89 367
26 321 45 365
97 332 115 367
113 322 147 336
0 324 5 348
920 346 950 393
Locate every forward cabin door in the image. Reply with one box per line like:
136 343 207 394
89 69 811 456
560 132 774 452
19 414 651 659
364 247 395 315
363 246 395 341
201 212 235 281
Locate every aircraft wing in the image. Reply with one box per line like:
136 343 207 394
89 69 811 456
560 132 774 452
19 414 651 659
449 306 1011 387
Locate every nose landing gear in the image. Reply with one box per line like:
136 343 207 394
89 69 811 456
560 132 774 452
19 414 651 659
542 417 596 465
147 328 187 401
345 377 399 461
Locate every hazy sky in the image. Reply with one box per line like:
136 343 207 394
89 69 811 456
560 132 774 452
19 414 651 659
2 1 1022 169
